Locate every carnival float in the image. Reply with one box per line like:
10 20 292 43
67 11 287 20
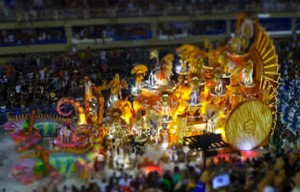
2 13 280 183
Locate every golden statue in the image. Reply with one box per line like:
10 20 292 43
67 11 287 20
176 44 206 74
229 37 242 54
178 59 189 73
118 99 134 128
242 59 254 86
131 64 148 89
206 116 215 133
218 53 230 73
161 53 174 69
133 110 146 138
92 82 107 125
88 97 98 125
157 53 174 82
161 94 171 121
189 77 201 104
204 38 213 52
214 78 224 95
150 49 159 66
107 74 121 108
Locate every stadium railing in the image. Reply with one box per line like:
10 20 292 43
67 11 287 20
0 104 58 125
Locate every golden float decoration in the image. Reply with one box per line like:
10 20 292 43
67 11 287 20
225 100 272 150
224 15 279 150
51 14 280 151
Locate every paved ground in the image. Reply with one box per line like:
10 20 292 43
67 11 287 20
0 130 139 192
0 129 245 192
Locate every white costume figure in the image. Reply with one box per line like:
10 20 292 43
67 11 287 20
243 60 254 86
60 128 64 142
134 112 145 138
89 97 98 115
206 118 215 133
113 153 118 169
181 60 189 72
227 60 237 73
107 94 119 108
124 155 131 169
117 149 125 169
190 77 200 104
84 78 93 96
108 74 121 108
106 149 111 164
191 90 198 104
148 71 156 87
215 78 224 95
64 128 71 143
60 126 71 143
134 125 143 138
161 94 170 121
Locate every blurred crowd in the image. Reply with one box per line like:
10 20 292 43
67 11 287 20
27 141 300 192
0 19 292 47
72 24 152 41
72 21 226 42
0 46 167 111
157 20 226 38
277 40 300 134
0 27 65 46
1 0 300 20
0 0 297 47
0 22 228 47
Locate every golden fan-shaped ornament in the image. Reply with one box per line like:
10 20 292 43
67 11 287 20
247 19 280 135
225 100 272 150
249 21 280 88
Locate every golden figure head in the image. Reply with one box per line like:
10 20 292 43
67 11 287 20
177 74 185 84
161 94 170 104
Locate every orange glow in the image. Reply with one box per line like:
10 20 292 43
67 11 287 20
78 114 86 125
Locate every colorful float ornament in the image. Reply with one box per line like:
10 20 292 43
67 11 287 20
133 93 179 117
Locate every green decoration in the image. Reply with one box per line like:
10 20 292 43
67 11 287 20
22 119 30 134
34 158 45 176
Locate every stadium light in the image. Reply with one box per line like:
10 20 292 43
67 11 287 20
257 13 270 18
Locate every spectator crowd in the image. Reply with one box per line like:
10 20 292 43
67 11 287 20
1 0 300 21
0 0 298 47
19 138 300 192
0 27 66 46
277 39 300 134
72 24 152 42
0 46 166 112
